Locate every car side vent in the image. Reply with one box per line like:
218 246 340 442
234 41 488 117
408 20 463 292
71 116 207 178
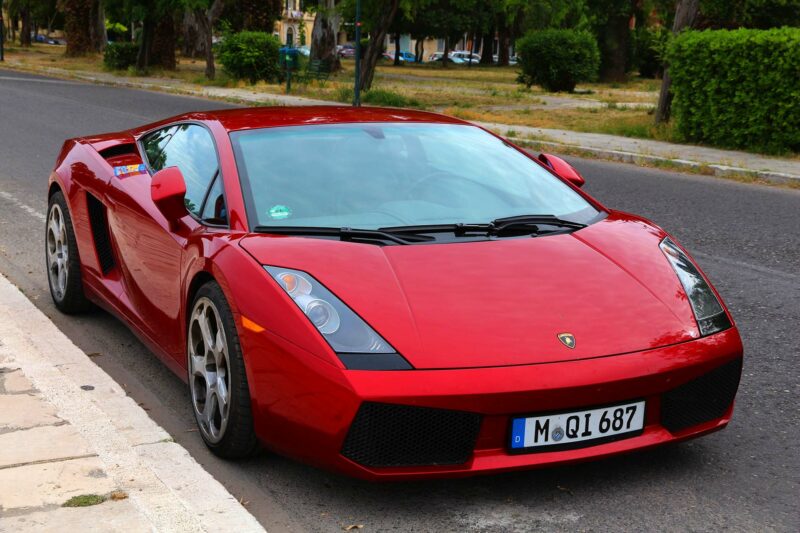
97 143 137 160
86 193 115 274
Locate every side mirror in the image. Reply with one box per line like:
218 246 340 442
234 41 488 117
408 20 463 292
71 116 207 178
151 166 187 227
538 153 586 188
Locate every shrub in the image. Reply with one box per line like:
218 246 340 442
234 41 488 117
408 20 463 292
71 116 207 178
218 32 281 84
362 89 420 108
634 26 669 79
335 86 354 103
103 42 139 70
668 28 800 154
516 30 600 92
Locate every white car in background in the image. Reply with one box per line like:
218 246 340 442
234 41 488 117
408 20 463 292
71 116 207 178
451 51 481 64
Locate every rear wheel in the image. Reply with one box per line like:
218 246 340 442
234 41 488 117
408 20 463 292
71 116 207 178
188 282 258 458
46 191 92 313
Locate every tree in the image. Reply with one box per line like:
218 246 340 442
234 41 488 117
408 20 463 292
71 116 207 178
183 0 225 78
310 0 340 69
63 0 94 55
654 0 699 124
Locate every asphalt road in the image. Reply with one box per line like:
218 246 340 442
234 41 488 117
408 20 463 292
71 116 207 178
1 68 798 532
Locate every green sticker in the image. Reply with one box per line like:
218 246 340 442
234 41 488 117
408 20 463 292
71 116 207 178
268 205 292 220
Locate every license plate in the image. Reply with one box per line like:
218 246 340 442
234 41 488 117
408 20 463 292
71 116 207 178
509 400 645 453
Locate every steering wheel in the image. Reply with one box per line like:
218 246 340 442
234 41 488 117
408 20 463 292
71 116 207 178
404 170 457 198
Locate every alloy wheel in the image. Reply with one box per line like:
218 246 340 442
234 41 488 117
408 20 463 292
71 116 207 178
46 203 68 300
188 297 232 444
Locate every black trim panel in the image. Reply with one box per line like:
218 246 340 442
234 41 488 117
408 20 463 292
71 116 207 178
338 352 413 370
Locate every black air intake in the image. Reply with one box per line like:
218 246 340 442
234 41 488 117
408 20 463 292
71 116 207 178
661 358 742 433
341 402 481 468
86 193 115 274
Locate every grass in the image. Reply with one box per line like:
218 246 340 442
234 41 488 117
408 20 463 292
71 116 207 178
63 494 106 507
445 106 677 142
3 43 797 161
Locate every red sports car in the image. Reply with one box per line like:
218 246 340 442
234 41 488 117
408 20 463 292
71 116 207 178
46 107 743 480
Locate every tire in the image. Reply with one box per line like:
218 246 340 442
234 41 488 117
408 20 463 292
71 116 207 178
46 191 92 314
187 281 258 458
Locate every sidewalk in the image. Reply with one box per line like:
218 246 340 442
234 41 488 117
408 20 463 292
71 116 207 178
2 60 799 185
0 273 264 532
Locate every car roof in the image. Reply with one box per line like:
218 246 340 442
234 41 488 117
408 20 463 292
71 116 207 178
144 106 470 134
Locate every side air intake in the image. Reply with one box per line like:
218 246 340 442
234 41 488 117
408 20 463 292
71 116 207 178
86 193 115 274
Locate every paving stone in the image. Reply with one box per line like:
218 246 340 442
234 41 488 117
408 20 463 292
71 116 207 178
0 424 94 468
0 456 116 510
0 497 152 532
0 393 61 431
2 369 35 393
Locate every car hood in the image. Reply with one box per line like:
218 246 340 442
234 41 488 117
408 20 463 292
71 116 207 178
239 212 700 369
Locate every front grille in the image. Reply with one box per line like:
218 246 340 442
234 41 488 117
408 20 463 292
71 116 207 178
661 358 742 433
341 402 482 468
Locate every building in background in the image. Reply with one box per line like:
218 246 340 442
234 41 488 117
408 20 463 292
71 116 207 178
274 1 314 47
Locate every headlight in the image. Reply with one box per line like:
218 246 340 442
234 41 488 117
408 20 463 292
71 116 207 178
265 266 411 370
659 238 731 336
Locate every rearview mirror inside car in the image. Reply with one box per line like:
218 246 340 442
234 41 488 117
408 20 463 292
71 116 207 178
538 153 586 188
151 166 188 228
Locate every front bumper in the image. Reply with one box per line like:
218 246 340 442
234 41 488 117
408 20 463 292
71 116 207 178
244 326 743 481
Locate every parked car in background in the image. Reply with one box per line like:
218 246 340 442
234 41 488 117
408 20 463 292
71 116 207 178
338 44 356 58
451 51 481 64
384 51 416 62
492 54 518 65
34 34 60 45
296 45 311 57
428 52 465 64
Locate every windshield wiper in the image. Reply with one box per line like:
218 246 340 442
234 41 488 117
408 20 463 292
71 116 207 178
380 216 586 239
490 214 587 233
253 226 435 245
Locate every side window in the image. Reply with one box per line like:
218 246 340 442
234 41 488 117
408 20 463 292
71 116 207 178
142 124 219 217
200 176 227 225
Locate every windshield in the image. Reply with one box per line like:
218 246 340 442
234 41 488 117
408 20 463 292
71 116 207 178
231 123 600 230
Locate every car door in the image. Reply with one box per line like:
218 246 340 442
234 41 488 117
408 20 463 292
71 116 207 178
105 123 224 361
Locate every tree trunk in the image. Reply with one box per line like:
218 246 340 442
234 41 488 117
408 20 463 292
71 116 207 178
310 0 340 70
480 30 493 64
655 0 700 124
136 14 154 71
151 13 176 70
358 0 398 91
414 37 424 63
393 32 401 65
496 12 510 66
182 10 204 58
92 0 106 52
441 36 450 68
20 1 31 47
196 0 225 79
599 14 629 82
64 0 94 56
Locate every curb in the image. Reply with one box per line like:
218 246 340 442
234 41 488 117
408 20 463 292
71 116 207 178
0 272 265 532
507 137 800 186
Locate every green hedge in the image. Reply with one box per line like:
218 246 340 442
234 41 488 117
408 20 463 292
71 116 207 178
516 30 599 92
218 32 281 84
668 28 800 154
103 42 139 70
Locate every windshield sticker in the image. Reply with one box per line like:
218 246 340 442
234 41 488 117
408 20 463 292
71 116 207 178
268 205 292 220
114 164 146 177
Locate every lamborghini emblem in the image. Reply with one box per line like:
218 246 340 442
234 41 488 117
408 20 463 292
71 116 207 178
557 333 576 349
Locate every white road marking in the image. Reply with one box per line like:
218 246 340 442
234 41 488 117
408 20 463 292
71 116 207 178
0 75 82 85
0 191 46 221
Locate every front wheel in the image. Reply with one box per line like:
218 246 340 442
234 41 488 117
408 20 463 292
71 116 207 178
187 281 258 458
46 191 92 313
